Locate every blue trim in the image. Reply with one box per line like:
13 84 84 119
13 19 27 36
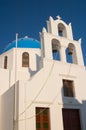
3 38 41 53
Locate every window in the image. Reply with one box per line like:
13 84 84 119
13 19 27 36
22 52 29 67
58 27 63 36
62 109 81 130
66 43 77 64
63 79 74 97
4 56 8 69
66 47 73 64
58 23 67 37
52 39 60 60
36 107 50 130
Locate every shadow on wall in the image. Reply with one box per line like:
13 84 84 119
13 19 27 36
82 100 86 105
1 81 19 130
29 54 42 77
36 54 42 70
82 100 86 129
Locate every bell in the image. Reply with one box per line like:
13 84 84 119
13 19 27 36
68 47 73 55
52 44 59 52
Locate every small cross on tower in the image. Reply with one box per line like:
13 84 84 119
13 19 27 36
56 15 61 20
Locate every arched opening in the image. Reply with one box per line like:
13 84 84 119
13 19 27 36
66 43 77 64
52 39 60 60
4 56 8 69
58 23 67 37
22 52 29 67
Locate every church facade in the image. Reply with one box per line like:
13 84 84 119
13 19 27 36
0 16 86 130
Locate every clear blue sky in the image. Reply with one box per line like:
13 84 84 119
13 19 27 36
0 0 86 64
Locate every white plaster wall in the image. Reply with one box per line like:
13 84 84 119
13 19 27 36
13 48 41 80
18 81 27 130
0 96 1 130
18 59 86 130
1 86 15 130
0 49 14 69
0 67 30 96
0 48 41 71
0 48 41 92
0 69 10 95
13 48 41 71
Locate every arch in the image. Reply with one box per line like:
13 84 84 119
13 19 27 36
22 52 29 67
66 43 77 64
4 56 8 69
58 23 67 37
52 39 60 60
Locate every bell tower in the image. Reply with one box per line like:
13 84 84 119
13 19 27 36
40 16 84 66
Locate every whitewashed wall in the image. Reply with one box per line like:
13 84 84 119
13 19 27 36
18 59 86 130
1 86 15 130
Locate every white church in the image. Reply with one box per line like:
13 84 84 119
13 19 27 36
0 16 86 130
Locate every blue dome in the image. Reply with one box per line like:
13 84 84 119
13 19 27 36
3 37 41 52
